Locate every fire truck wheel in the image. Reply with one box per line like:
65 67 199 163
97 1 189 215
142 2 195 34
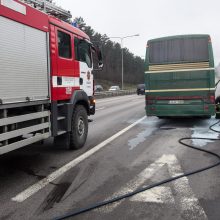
69 105 88 149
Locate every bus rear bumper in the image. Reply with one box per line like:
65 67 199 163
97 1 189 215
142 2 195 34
146 104 216 117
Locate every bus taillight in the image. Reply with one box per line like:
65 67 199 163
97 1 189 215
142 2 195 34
209 95 215 104
204 105 209 111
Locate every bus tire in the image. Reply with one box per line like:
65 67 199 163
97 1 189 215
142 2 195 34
69 105 88 150
202 115 211 119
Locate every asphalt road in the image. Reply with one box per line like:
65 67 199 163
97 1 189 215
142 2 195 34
0 94 220 220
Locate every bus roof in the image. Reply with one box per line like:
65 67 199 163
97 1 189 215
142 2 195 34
147 34 210 44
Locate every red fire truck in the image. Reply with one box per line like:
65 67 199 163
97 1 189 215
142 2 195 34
0 0 103 154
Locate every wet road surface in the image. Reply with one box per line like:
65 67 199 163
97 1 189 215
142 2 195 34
0 95 220 220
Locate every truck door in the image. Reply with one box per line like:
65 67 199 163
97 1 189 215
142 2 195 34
53 27 77 100
74 37 93 97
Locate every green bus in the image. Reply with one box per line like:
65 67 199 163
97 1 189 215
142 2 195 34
145 34 216 117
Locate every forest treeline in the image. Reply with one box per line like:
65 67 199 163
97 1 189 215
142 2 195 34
74 17 145 86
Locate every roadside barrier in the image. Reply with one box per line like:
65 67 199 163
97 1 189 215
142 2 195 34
95 90 136 99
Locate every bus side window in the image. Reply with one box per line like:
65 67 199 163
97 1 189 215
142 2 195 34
74 38 92 68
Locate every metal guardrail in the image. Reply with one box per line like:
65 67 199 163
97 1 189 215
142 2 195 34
94 90 136 99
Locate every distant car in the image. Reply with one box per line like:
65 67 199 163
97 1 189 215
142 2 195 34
109 86 120 91
94 85 103 92
137 84 145 95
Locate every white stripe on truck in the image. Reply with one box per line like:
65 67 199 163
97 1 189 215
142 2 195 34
52 76 80 87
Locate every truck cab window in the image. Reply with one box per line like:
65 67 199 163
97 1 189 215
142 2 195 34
58 31 72 59
74 38 92 68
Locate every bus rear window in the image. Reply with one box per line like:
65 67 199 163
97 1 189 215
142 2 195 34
148 38 209 64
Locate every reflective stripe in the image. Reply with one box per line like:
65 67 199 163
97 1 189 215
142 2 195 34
145 68 215 74
149 62 210 71
145 88 215 92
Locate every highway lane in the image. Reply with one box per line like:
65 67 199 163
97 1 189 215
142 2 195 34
1 94 220 220
43 117 220 220
0 94 146 218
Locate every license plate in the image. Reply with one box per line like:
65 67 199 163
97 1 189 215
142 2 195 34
169 100 184 104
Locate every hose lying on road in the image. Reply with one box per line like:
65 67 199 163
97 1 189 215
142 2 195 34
54 120 220 220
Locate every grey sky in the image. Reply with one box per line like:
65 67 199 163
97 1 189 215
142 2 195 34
55 0 220 65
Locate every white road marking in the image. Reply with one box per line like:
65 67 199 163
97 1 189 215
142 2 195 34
156 155 207 220
130 186 174 204
96 107 105 111
12 116 146 203
98 156 166 213
99 154 207 220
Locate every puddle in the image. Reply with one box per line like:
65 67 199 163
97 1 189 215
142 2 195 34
191 119 219 147
128 128 156 150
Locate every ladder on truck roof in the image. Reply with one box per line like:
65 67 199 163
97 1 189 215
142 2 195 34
20 0 72 21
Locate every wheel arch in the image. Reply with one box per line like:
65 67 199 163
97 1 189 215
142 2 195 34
71 90 90 115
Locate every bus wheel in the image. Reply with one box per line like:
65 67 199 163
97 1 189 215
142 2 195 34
69 105 88 150
202 115 211 119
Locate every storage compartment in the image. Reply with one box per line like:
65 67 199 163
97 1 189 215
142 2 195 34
0 16 49 104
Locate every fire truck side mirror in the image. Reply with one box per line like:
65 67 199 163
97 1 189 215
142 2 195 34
97 47 103 70
98 62 104 69
92 45 103 71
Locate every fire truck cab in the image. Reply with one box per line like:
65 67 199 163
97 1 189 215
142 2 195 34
0 0 103 154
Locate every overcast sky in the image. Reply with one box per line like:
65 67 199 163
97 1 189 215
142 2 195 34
54 0 220 65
